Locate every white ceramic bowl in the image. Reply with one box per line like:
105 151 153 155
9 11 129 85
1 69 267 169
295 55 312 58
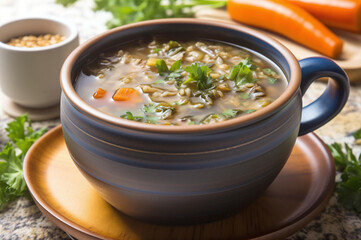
0 16 79 108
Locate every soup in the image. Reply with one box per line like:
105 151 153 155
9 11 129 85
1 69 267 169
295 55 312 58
75 39 287 125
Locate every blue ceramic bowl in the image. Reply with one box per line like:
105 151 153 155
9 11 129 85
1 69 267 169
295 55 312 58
60 19 349 224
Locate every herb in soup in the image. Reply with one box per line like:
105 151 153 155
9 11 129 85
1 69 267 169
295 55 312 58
75 40 287 125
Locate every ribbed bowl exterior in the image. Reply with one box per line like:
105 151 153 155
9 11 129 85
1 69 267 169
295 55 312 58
60 19 303 224
61 93 301 223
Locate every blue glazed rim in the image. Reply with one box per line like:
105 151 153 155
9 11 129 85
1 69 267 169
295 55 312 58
60 18 301 133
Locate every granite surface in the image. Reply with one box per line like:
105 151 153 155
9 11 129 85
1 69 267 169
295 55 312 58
1 0 361 239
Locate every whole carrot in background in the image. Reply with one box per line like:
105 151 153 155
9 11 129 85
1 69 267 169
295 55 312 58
227 0 344 58
286 0 361 33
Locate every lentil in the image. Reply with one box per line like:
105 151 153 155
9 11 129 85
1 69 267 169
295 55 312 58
5 34 66 48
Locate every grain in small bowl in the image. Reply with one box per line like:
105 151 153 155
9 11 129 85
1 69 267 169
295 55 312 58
0 16 79 108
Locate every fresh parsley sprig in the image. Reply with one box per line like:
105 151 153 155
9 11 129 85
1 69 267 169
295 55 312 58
156 59 183 81
228 58 257 87
328 130 361 216
0 114 47 211
56 0 228 29
183 63 213 90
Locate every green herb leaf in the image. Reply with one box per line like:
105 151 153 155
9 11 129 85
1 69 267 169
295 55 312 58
143 103 157 114
228 60 255 86
353 129 361 140
151 48 162 53
221 109 242 119
120 111 143 121
167 41 185 56
56 0 78 7
5 114 47 155
245 109 256 114
155 59 169 76
241 93 250 99
263 68 278 77
1 148 26 196
268 77 278 84
156 60 183 81
328 140 361 216
169 60 181 72
184 63 213 90
0 114 47 211
241 57 257 70
155 79 165 84
57 0 227 29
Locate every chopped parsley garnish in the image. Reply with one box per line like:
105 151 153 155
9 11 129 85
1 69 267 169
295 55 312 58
155 60 183 81
121 103 176 124
228 59 255 86
263 68 278 77
183 63 213 90
245 109 256 114
221 109 242 118
241 57 257 70
241 92 250 99
155 59 169 76
167 41 185 56
268 77 278 84
151 48 162 53
121 111 144 122
154 79 165 84
263 68 278 84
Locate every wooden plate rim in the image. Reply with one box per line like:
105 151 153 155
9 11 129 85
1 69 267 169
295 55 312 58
23 125 335 240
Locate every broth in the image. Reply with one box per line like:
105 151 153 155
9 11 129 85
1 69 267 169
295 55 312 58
75 39 287 125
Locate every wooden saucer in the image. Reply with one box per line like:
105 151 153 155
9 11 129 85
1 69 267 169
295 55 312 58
24 125 335 240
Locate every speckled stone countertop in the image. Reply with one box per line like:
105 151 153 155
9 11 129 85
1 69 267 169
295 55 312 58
1 0 361 239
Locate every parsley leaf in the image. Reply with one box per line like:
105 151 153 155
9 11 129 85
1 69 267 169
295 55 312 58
6 114 47 155
328 134 361 216
0 114 47 211
57 0 227 29
263 68 278 77
221 109 242 119
120 111 144 122
155 60 183 81
167 41 185 56
155 59 169 76
268 77 278 84
353 129 361 140
228 60 255 86
184 63 213 90
55 0 77 7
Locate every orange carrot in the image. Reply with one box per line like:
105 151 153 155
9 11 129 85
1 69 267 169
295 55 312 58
227 0 344 58
93 88 107 99
113 87 139 101
285 0 361 33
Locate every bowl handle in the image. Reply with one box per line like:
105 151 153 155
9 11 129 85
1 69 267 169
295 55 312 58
298 57 349 136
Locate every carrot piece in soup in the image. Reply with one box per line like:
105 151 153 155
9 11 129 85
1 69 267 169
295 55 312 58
93 88 107 99
113 88 139 101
